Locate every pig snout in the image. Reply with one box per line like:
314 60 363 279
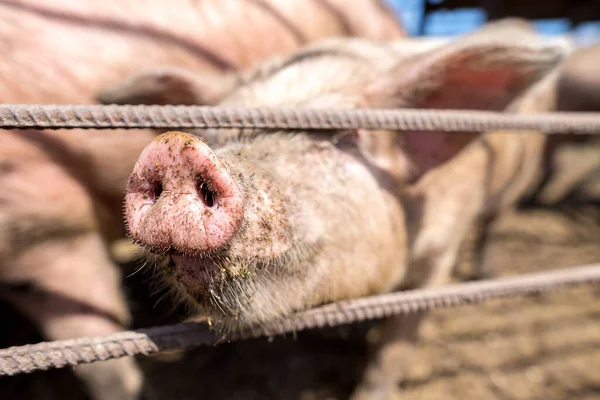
125 131 243 253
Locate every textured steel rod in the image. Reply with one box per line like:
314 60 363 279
1 263 599 376
1 104 600 133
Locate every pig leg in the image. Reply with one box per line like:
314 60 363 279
1 232 144 400
351 206 472 400
351 274 454 400
458 214 496 281
351 294 449 399
471 215 496 280
350 313 423 400
351 248 464 400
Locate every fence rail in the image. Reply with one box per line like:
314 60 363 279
2 104 600 133
1 263 599 376
1 103 600 377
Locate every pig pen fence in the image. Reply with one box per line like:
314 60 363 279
1 103 600 376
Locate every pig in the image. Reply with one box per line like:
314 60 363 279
432 17 577 281
465 42 600 268
457 56 568 280
557 42 600 113
122 26 569 398
0 1 406 399
531 42 600 207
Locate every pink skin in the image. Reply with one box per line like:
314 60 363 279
0 1 405 399
126 132 244 286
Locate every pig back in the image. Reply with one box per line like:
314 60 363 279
0 0 406 232
0 0 406 105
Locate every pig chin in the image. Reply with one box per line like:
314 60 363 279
169 253 223 292
162 241 319 328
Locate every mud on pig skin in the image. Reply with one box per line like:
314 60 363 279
0 1 406 399
124 24 569 398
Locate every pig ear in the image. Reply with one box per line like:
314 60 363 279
361 37 569 180
95 67 236 106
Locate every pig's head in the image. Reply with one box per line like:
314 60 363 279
124 33 568 329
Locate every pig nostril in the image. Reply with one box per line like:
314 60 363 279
143 181 163 203
198 181 216 208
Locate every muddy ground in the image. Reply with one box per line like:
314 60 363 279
1 203 600 399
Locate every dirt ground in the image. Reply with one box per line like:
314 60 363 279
1 204 600 400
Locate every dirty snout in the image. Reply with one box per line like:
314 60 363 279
125 131 243 254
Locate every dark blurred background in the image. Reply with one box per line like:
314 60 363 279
385 0 600 44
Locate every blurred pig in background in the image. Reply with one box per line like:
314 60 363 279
0 1 406 399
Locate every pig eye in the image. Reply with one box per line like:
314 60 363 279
198 182 216 208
